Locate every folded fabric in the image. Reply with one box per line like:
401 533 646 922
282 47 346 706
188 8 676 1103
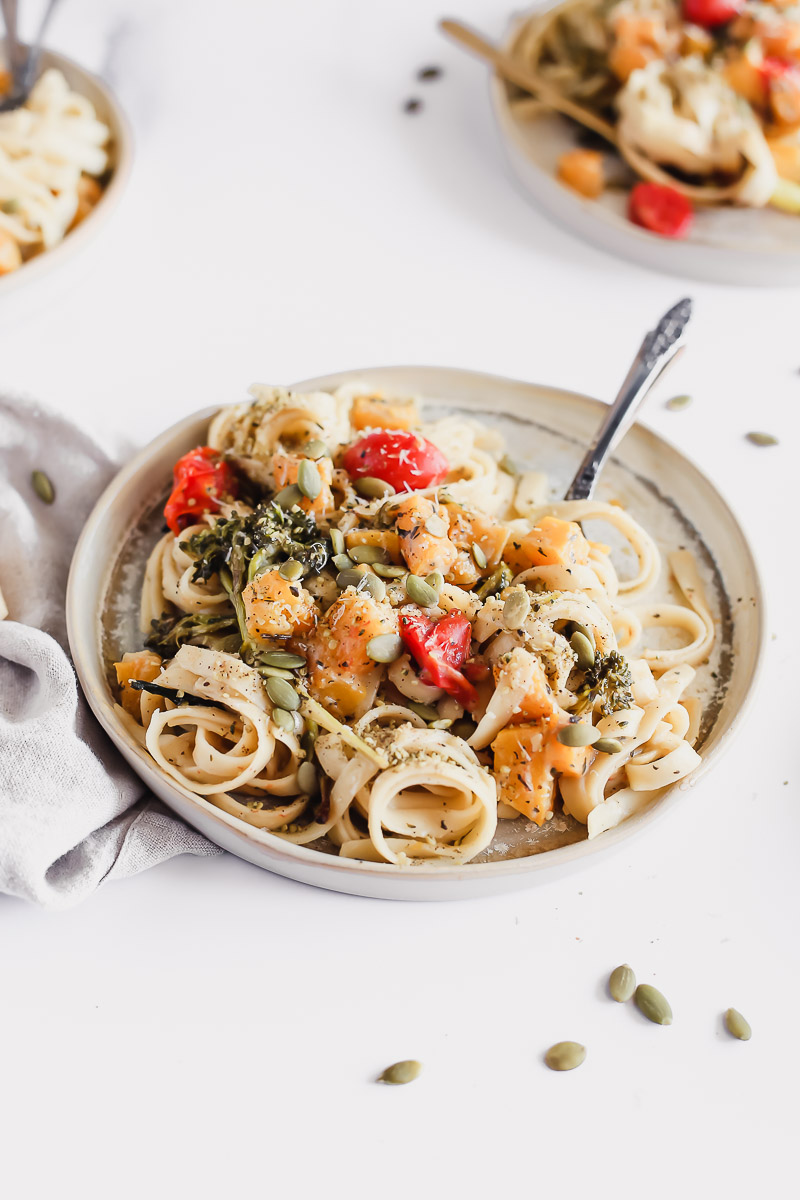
0 396 221 910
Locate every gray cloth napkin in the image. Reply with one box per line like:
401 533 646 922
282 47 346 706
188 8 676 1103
0 396 221 910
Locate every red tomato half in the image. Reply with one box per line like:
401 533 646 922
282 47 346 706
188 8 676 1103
342 429 449 492
628 183 693 239
164 446 238 535
398 605 477 710
682 0 743 27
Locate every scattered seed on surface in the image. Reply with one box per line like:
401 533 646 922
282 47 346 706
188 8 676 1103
303 438 327 460
278 558 304 582
570 629 595 670
337 568 364 590
403 98 422 114
666 394 692 411
271 707 295 732
746 432 778 447
609 964 636 1003
406 574 439 607
471 542 488 570
297 458 322 500
724 1008 751 1041
545 1042 586 1072
330 528 345 556
259 665 296 681
424 571 444 592
366 633 404 663
262 651 306 669
417 65 442 81
557 722 600 748
594 737 624 755
31 469 55 504
503 589 531 630
350 543 388 565
634 984 672 1025
425 515 448 538
274 483 302 508
430 718 453 729
333 553 354 571
379 1060 422 1085
355 475 394 499
297 761 319 795
373 563 407 578
265 676 300 712
361 573 387 601
408 701 439 722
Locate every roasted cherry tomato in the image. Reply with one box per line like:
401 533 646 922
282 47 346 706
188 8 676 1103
398 606 477 710
628 183 693 239
682 0 743 27
343 429 449 493
164 446 238 535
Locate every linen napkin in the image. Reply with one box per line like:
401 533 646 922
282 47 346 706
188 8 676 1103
0 395 221 910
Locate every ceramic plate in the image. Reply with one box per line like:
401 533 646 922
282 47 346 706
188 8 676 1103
67 366 764 900
489 9 800 286
0 41 133 297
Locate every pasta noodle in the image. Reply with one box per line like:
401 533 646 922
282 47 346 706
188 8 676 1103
113 382 716 867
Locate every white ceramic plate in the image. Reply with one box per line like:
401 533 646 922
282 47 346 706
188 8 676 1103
489 9 800 286
0 41 133 297
67 366 764 900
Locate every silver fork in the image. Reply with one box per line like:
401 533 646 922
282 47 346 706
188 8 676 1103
1 0 60 111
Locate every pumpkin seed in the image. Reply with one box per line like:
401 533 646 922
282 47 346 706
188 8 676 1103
274 484 302 508
499 453 519 476
746 432 778 447
609 964 636 1003
472 542 487 570
333 553 354 571
262 651 306 669
503 589 531 630
545 1041 586 1072
424 571 444 592
425 514 448 538
303 438 327 460
355 476 394 499
379 1060 422 1085
570 630 595 670
330 528 345 556
634 984 672 1025
31 469 55 505
570 622 593 644
337 568 364 590
297 458 322 500
1 198 20 214
406 574 438 607
666 394 692 411
350 543 388 565
278 558 304 582
271 707 295 732
557 722 600 748
366 633 403 663
363 573 387 601
265 676 300 712
302 718 319 754
259 665 296 681
408 701 439 722
724 1008 751 1041
430 718 453 729
297 761 319 795
373 563 407 578
594 737 623 755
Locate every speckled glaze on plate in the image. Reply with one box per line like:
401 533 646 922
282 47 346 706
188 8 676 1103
67 366 764 900
489 8 800 286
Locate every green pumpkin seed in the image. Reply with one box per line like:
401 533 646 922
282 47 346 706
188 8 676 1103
31 469 55 505
408 701 439 722
330 527 345 556
303 438 327 460
265 676 300 712
724 1008 751 1041
503 589 531 631
609 964 636 1003
425 515 448 538
259 664 296 681
379 1060 422 1085
278 558 304 582
274 484 302 508
746 432 778 447
360 573 386 601
594 737 623 755
350 543 388 565
425 571 444 592
570 630 595 670
366 633 404 663
297 760 319 795
337 568 365 590
297 458 322 500
1 198 20 214
373 563 407 578
430 718 453 729
333 553 354 571
272 707 295 732
499 453 519 476
355 476 394 499
634 984 672 1025
666 394 692 411
262 651 306 670
545 1041 586 1072
406 574 438 607
472 542 487 570
557 722 600 748
302 718 319 753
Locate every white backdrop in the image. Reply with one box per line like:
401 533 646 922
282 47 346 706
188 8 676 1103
1 2 797 1197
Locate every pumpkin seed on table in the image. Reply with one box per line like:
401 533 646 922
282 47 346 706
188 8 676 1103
297 760 319 795
634 984 672 1025
366 633 403 663
271 706 295 732
557 722 600 748
425 515 448 538
303 438 327 460
31 469 55 504
666 394 692 411
262 651 306 669
570 629 595 669
355 475 394 499
373 563 407 578
297 458 322 500
594 737 623 755
724 1008 752 1041
746 432 779 447
350 543 388 565
545 1042 586 1072
472 542 487 570
406 574 439 607
278 558 304 582
503 589 531 630
609 964 636 1003
379 1060 422 1085
274 483 302 508
265 675 300 712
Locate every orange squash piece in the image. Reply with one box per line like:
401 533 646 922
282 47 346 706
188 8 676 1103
272 452 334 516
392 494 458 578
114 651 163 720
243 570 318 641
557 149 605 199
351 394 419 432
444 503 509 588
504 515 590 576
306 590 397 720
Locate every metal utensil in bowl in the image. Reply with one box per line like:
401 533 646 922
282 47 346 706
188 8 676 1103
0 0 60 111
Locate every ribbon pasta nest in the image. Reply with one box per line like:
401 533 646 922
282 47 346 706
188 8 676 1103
113 382 715 868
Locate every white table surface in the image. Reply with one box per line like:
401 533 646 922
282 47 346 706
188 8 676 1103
2 2 798 1197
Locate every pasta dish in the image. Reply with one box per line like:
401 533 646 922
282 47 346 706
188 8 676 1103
0 68 111 275
113 384 715 867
